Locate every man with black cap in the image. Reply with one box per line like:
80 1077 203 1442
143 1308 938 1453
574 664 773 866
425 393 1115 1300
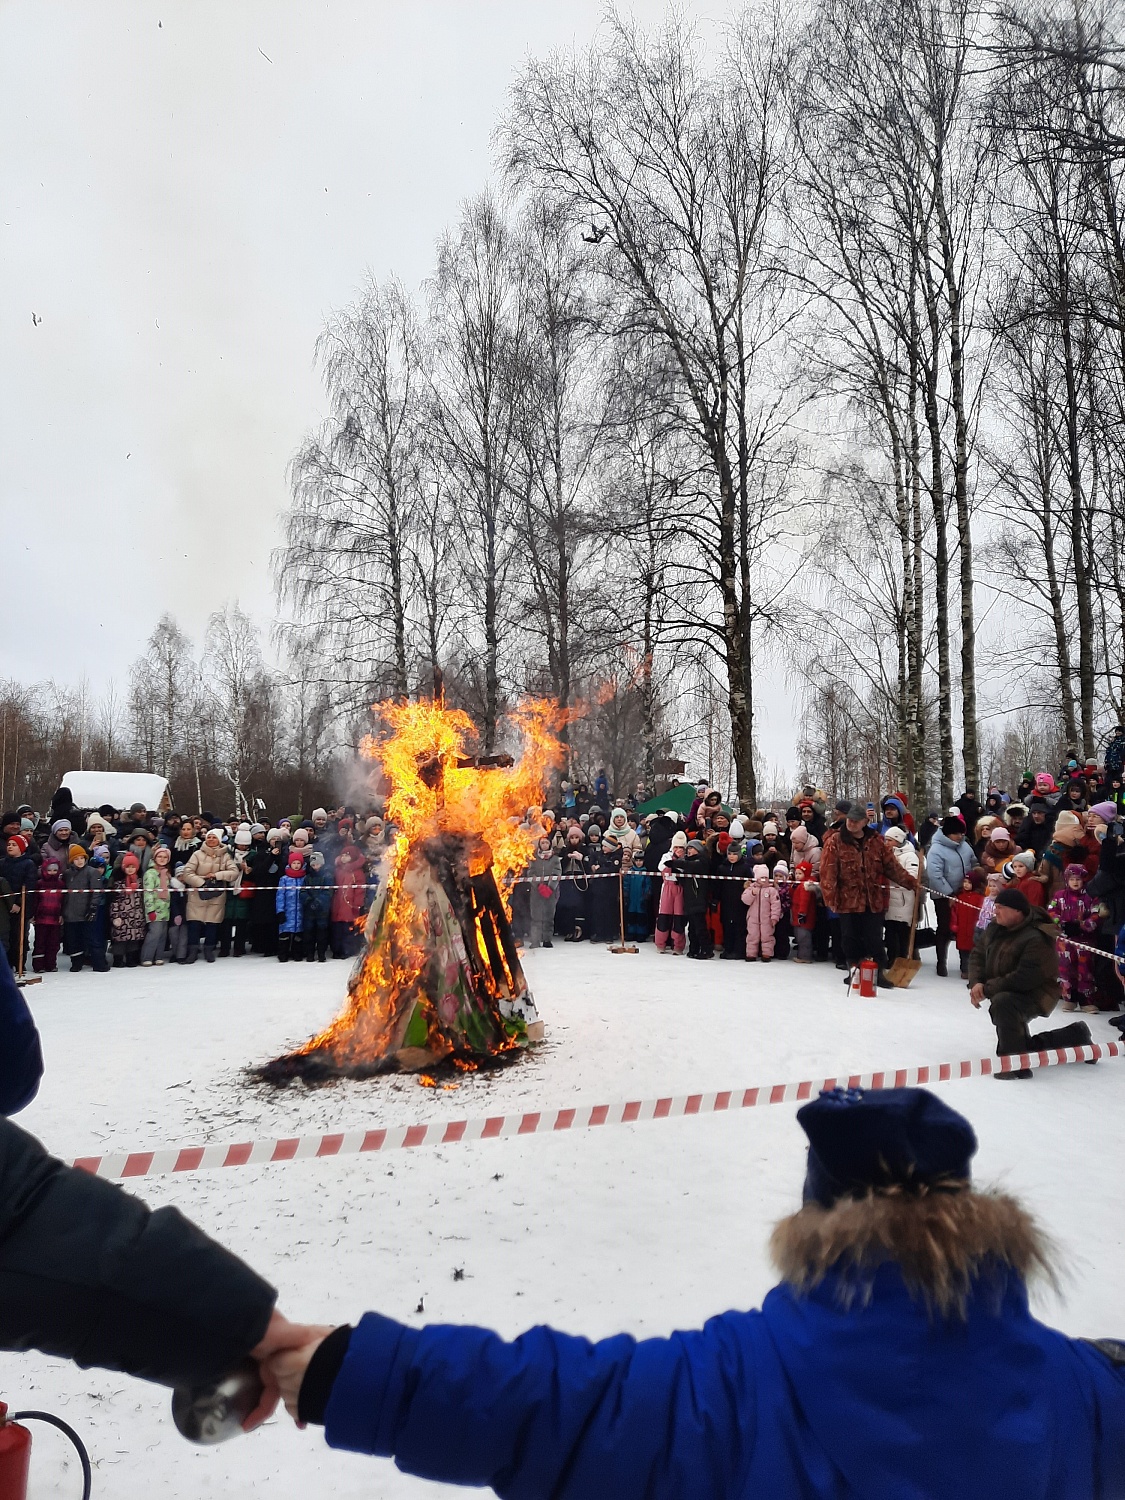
261 1086 1125 1496
819 802 917 986
968 887 1094 1079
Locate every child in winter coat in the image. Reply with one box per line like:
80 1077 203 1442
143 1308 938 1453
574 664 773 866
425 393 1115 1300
1048 863 1100 1013
31 856 65 973
276 853 306 962
107 852 146 967
0 834 37 973
882 826 919 965
1007 849 1046 907
741 865 781 961
681 839 713 959
655 832 687 954
331 843 369 958
976 872 1004 932
950 869 986 978
525 837 561 949
717 840 750 959
772 860 792 959
63 845 106 972
301 850 333 962
141 843 175 966
789 861 818 962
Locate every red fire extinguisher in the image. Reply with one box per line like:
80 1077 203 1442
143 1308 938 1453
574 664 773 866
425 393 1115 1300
852 958 878 998
0 1402 91 1500
0 1405 31 1500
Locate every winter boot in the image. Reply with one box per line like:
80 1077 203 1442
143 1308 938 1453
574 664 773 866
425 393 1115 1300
877 971 895 990
994 1068 1032 1080
204 945 216 963
935 942 949 978
1031 1019 1097 1060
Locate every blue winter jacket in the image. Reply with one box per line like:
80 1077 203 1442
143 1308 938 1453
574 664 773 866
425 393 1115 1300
926 829 979 897
275 874 305 933
322 1265 1125 1498
0 946 43 1115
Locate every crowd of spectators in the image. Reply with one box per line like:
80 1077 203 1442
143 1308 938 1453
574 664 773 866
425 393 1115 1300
0 790 389 973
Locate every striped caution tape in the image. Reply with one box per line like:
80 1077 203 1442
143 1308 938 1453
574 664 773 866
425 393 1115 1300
68 1039 1124 1180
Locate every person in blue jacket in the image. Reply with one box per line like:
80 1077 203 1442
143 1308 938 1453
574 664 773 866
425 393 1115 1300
0 943 43 1115
926 815 979 978
267 1087 1125 1498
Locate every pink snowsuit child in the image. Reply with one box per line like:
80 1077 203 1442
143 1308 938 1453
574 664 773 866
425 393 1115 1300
655 836 687 954
1047 863 1100 1012
741 864 781 960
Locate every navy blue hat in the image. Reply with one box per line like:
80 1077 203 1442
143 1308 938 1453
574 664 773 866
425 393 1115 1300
797 1087 977 1207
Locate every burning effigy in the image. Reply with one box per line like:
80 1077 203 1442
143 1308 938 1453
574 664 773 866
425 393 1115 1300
257 696 564 1084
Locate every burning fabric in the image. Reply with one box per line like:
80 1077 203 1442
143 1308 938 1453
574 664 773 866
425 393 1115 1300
258 697 563 1083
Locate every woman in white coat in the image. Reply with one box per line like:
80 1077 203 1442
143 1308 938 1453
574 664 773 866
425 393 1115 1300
179 829 239 963
883 825 920 964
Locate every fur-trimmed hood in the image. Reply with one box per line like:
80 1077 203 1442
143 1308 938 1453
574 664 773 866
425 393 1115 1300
770 1186 1055 1319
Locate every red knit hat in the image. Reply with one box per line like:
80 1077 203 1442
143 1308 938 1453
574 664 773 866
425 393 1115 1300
285 854 306 877
5 834 28 855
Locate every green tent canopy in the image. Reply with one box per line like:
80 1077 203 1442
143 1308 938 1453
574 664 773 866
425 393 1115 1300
632 783 735 819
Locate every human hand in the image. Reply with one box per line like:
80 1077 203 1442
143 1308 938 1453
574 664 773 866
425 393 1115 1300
265 1327 337 1425
969 982 985 1008
243 1312 334 1432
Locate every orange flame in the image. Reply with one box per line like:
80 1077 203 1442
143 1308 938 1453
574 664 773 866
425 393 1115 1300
367 696 567 890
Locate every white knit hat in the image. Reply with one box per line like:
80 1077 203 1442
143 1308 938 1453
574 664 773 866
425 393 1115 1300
671 831 688 849
763 821 778 837
729 820 745 839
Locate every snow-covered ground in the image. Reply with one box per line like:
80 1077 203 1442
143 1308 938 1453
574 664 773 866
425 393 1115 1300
5 945 1124 1497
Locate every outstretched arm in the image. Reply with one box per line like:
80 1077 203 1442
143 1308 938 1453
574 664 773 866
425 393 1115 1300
272 1310 761 1500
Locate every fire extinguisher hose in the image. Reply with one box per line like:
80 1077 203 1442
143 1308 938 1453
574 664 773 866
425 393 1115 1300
9 1411 92 1500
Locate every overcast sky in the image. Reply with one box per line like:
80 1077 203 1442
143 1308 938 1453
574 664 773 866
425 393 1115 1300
0 0 800 778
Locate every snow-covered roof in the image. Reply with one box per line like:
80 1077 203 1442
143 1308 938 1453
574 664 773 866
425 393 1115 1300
59 771 174 812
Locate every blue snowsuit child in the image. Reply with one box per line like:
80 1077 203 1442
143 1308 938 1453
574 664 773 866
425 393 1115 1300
276 855 306 962
285 1088 1125 1499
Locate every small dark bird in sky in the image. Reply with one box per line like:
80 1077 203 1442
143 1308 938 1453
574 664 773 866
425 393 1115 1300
31 313 41 326
582 223 607 243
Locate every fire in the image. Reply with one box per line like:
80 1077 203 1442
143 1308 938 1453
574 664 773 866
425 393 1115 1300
261 695 567 1082
369 695 566 893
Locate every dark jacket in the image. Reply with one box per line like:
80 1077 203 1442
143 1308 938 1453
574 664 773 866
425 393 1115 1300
642 817 677 873
247 844 282 920
0 854 37 899
678 852 711 919
62 863 104 924
301 869 334 924
967 913 1061 1016
1016 812 1056 855
0 1117 275 1387
819 827 915 915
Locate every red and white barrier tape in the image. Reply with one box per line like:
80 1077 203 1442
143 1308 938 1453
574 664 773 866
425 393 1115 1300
68 1039 1124 1180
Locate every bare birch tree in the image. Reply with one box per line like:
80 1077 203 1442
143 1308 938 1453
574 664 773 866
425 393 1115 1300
503 6 798 804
